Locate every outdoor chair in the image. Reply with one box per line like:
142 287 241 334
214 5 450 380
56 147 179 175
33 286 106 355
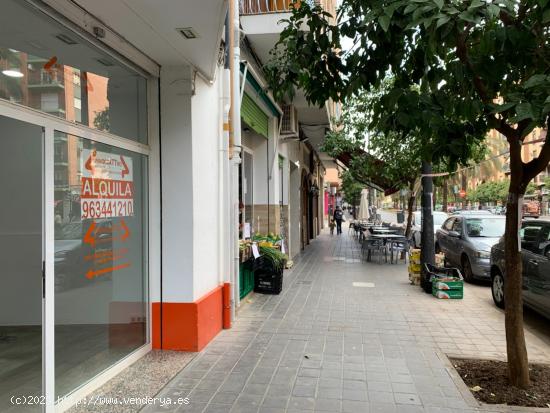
348 221 356 236
389 238 409 264
361 237 386 263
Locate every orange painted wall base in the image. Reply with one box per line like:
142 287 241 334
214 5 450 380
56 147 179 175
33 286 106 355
152 285 223 351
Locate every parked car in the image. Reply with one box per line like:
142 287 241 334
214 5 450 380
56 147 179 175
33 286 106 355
491 219 550 319
452 209 494 215
436 214 506 281
410 210 448 248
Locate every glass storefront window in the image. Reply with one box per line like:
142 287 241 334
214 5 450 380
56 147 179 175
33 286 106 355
0 0 148 143
54 132 147 398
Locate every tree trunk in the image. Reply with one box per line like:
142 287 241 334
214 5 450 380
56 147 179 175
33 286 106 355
420 162 435 294
405 181 416 238
442 180 448 212
504 144 530 388
461 172 467 209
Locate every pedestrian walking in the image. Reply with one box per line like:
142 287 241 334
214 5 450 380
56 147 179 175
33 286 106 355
333 205 344 235
329 219 335 235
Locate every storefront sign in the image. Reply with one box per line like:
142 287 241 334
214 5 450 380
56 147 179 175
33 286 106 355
80 149 134 219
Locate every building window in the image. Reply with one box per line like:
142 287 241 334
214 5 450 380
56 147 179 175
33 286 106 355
41 92 60 112
0 0 148 143
54 133 148 399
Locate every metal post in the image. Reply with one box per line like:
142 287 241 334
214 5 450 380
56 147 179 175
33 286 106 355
420 161 435 294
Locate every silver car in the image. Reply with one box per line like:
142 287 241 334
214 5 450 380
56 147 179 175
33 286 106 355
436 214 506 281
410 210 449 248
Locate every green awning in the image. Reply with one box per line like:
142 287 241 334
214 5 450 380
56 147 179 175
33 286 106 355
240 63 280 118
242 93 269 138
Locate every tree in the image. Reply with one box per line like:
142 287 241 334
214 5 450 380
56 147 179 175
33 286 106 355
340 170 364 214
267 0 550 387
93 107 110 132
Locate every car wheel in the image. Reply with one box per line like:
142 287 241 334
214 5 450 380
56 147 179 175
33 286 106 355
492 272 505 309
461 255 474 282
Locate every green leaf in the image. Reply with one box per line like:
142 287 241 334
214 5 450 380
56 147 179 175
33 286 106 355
378 15 390 32
543 9 550 24
523 74 548 89
433 0 444 9
436 15 450 28
490 102 516 114
513 102 535 122
404 3 418 14
469 0 484 8
487 4 500 19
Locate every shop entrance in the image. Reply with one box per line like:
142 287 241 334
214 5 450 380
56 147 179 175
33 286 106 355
0 115 43 411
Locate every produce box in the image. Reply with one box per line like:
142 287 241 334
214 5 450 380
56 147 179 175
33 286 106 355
409 249 421 264
433 278 463 291
432 276 463 299
408 263 421 273
409 272 421 285
433 289 463 299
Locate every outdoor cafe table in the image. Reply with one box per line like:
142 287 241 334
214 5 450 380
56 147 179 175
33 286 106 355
369 233 407 263
371 228 398 234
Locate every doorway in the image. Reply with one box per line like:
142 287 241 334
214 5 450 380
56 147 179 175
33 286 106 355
0 115 43 411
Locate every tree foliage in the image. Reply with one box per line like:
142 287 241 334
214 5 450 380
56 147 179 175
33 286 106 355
340 170 364 207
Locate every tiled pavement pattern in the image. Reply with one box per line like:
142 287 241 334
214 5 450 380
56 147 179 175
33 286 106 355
143 230 550 413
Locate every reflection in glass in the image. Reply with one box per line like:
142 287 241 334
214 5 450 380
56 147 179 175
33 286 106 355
0 0 147 143
54 132 147 398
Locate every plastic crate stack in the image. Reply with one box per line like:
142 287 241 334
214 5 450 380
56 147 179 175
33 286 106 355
408 249 421 285
408 250 446 286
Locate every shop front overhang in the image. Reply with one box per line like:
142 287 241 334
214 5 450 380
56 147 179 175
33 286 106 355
240 62 282 118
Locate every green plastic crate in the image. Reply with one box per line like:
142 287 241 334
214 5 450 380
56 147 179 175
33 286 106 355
432 288 463 299
433 279 463 291
239 261 254 299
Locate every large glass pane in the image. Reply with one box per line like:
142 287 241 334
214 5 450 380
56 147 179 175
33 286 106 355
0 115 43 412
54 132 147 398
0 0 148 143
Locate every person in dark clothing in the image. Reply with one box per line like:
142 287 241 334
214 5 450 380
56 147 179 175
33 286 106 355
333 206 344 235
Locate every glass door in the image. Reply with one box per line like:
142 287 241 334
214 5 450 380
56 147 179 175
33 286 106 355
0 115 44 412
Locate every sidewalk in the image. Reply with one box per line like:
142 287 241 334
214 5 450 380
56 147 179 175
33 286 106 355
143 230 550 413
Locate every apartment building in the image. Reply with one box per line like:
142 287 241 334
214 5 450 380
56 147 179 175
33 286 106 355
0 0 336 411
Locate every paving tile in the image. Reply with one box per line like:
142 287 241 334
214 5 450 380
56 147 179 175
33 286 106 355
394 393 421 405
261 396 289 408
288 396 315 411
209 392 239 405
314 398 342 412
342 400 370 413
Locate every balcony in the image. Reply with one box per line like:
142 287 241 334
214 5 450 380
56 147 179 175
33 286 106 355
240 0 320 14
28 70 65 89
240 0 293 15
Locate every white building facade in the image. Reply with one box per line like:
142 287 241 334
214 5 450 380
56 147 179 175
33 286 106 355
0 0 333 411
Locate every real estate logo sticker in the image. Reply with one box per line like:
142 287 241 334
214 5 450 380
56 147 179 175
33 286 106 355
80 149 134 219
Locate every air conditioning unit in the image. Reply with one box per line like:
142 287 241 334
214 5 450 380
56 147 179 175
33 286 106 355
281 104 299 136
